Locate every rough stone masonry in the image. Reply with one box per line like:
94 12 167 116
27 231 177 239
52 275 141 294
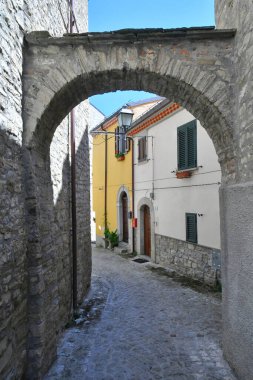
22 3 253 379
1 1 253 380
0 1 91 379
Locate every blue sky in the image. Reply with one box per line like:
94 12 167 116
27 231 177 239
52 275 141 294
88 0 215 116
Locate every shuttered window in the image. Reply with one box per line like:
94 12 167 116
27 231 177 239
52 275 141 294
125 135 130 152
186 213 197 243
138 137 147 161
177 120 197 170
115 127 128 155
115 127 120 154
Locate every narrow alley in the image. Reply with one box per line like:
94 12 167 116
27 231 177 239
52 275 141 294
44 247 236 380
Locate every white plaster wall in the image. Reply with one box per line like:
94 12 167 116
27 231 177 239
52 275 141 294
134 108 221 250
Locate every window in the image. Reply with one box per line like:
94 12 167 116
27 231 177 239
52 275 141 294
138 137 147 161
115 127 129 155
177 120 197 170
186 213 197 243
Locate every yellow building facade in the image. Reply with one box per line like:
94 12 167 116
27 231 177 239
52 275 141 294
92 97 162 251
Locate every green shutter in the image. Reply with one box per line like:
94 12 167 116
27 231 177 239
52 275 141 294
187 120 197 168
115 127 118 154
177 120 197 170
119 126 125 154
186 213 197 243
177 126 187 170
143 137 147 159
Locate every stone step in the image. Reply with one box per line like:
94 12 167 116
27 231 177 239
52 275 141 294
114 242 129 254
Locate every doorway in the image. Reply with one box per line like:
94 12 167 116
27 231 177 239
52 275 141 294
143 205 151 257
121 191 129 243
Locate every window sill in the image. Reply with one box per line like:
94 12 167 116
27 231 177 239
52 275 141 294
138 157 148 164
176 166 199 178
176 170 192 179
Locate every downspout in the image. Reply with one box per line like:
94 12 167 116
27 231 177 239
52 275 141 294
105 134 108 230
102 126 108 230
70 0 77 310
128 137 135 253
151 136 155 197
132 138 135 253
151 135 156 263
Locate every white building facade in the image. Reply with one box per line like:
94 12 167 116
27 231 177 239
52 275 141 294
129 100 221 286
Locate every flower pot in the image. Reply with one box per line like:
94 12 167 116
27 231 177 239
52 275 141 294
117 155 125 161
176 170 192 179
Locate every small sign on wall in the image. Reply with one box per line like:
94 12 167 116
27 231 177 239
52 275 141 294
132 218 138 228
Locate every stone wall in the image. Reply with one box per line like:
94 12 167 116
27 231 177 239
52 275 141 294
0 129 27 379
75 105 92 301
215 1 253 379
49 101 91 347
155 234 221 286
215 0 253 183
0 1 90 378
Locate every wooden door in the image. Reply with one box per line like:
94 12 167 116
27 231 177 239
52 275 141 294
122 194 128 243
144 205 151 257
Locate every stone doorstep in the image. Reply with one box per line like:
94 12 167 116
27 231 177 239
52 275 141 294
113 246 128 254
114 242 129 254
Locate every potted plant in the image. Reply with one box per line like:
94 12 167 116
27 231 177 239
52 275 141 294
108 229 119 249
115 152 125 161
176 170 192 179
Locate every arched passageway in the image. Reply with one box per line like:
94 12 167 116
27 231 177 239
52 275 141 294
22 28 252 379
23 28 237 181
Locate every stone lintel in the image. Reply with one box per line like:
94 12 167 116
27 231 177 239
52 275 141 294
25 28 236 46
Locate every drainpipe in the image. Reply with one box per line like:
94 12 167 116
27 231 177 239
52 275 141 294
102 126 108 230
70 0 77 310
151 136 155 198
132 138 135 253
128 137 135 253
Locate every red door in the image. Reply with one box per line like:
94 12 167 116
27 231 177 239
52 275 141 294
144 205 151 257
122 193 128 243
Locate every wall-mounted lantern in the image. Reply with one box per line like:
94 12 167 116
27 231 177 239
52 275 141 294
117 108 134 131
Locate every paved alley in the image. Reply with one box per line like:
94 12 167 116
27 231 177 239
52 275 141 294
45 247 236 380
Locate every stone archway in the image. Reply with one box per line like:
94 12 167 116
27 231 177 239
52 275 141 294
23 28 236 182
22 27 253 379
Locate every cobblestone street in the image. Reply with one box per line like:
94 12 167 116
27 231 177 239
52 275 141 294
45 247 237 380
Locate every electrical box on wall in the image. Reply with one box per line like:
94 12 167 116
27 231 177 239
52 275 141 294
132 218 137 228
